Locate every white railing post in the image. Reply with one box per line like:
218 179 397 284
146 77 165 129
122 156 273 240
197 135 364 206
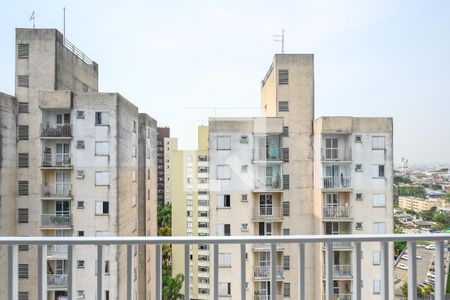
97 245 103 300
184 244 190 300
435 241 445 299
298 243 305 300
68 245 73 300
213 244 218 300
271 243 277 300
8 245 18 300
407 241 417 300
37 245 47 300
240 243 246 300
127 244 133 300
381 242 389 300
155 244 162 300
352 242 361 300
325 243 333 300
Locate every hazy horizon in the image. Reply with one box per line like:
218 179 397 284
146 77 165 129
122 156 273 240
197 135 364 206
1 1 449 165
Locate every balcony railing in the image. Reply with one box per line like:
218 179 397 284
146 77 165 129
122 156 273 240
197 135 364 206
0 234 448 300
47 244 68 257
42 183 72 198
255 174 282 190
322 177 351 189
47 274 68 288
322 264 352 279
321 147 352 161
41 214 73 228
253 265 283 279
254 295 283 300
322 242 353 250
41 154 72 168
252 207 283 220
322 294 352 300
322 205 351 219
254 147 283 161
41 124 72 138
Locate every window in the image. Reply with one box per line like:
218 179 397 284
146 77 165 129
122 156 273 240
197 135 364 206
132 194 137 207
355 135 362 143
241 165 248 173
355 193 363 201
77 201 85 209
278 69 289 84
147 189 151 200
283 228 290 235
373 222 386 234
283 255 290 270
373 251 381 265
355 164 363 172
372 136 385 150
17 75 29 87
18 245 29 251
218 253 231 267
217 195 231 208
132 145 137 157
282 202 290 216
132 120 137 133
95 142 109 156
218 282 231 296
95 201 109 215
355 222 363 230
241 194 248 202
105 290 110 300
283 174 289 189
217 165 231 179
95 171 110 185
217 224 231 236
78 231 84 237
373 194 386 207
283 282 291 297
18 292 28 300
82 83 88 92
278 101 289 112
241 223 248 231
18 43 29 59
282 148 289 162
95 112 109 125
18 181 29 195
105 261 110 274
18 102 29 113
18 264 28 278
372 165 385 178
18 125 29 140
240 135 249 143
147 148 150 159
217 136 231 150
18 153 29 168
76 170 85 179
373 280 381 294
282 126 289 137
76 290 85 298
76 110 85 119
77 260 85 268
132 170 136 182
76 140 85 149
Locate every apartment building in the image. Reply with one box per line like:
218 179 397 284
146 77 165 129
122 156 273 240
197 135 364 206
0 28 158 300
172 126 210 299
157 127 170 204
164 137 178 204
398 196 446 212
206 54 394 299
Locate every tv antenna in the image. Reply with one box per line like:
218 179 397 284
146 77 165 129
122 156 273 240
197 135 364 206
273 29 285 54
29 11 35 29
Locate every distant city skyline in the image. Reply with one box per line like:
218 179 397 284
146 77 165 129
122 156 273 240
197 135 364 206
1 0 449 164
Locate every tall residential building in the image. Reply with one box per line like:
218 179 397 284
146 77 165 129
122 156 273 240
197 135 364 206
163 137 178 204
172 126 210 299
0 28 158 300
206 54 393 299
157 127 179 204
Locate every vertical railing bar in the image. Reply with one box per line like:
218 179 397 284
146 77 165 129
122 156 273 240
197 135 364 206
435 241 445 299
37 245 43 300
407 241 417 300
8 245 18 300
298 243 305 300
381 242 389 300
352 242 361 300
240 243 246 300
326 242 333 300
97 245 103 300
213 244 219 300
127 244 133 300
184 244 190 300
271 243 277 300
67 245 73 300
155 244 162 300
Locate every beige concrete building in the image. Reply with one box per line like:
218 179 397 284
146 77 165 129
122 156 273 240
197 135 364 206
172 126 210 299
0 28 158 300
398 196 446 212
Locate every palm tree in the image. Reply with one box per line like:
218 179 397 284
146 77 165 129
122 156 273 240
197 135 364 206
162 270 184 300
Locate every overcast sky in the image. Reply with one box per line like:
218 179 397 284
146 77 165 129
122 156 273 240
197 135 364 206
1 1 449 164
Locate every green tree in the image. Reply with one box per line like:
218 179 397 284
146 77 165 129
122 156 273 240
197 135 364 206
396 185 426 198
158 203 172 229
394 176 412 185
162 269 184 300
421 207 437 221
433 212 450 228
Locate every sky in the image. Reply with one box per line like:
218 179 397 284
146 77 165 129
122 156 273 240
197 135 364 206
1 1 449 164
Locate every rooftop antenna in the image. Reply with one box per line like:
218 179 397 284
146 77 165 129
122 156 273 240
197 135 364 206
29 11 35 29
273 29 285 54
63 7 66 38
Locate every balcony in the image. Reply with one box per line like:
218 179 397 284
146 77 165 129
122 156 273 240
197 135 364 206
252 243 285 252
41 183 72 199
41 125 72 138
322 205 351 220
47 244 68 258
41 154 72 168
254 164 282 191
321 147 352 162
322 242 353 251
253 265 284 280
252 207 283 221
253 147 283 162
0 234 448 300
322 177 351 190
322 294 352 300
41 214 73 229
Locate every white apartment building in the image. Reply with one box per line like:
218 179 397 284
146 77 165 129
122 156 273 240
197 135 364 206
0 28 158 300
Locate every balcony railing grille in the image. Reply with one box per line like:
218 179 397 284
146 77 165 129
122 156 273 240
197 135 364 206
41 154 72 167
41 124 72 138
322 177 351 189
322 205 351 219
41 214 73 228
